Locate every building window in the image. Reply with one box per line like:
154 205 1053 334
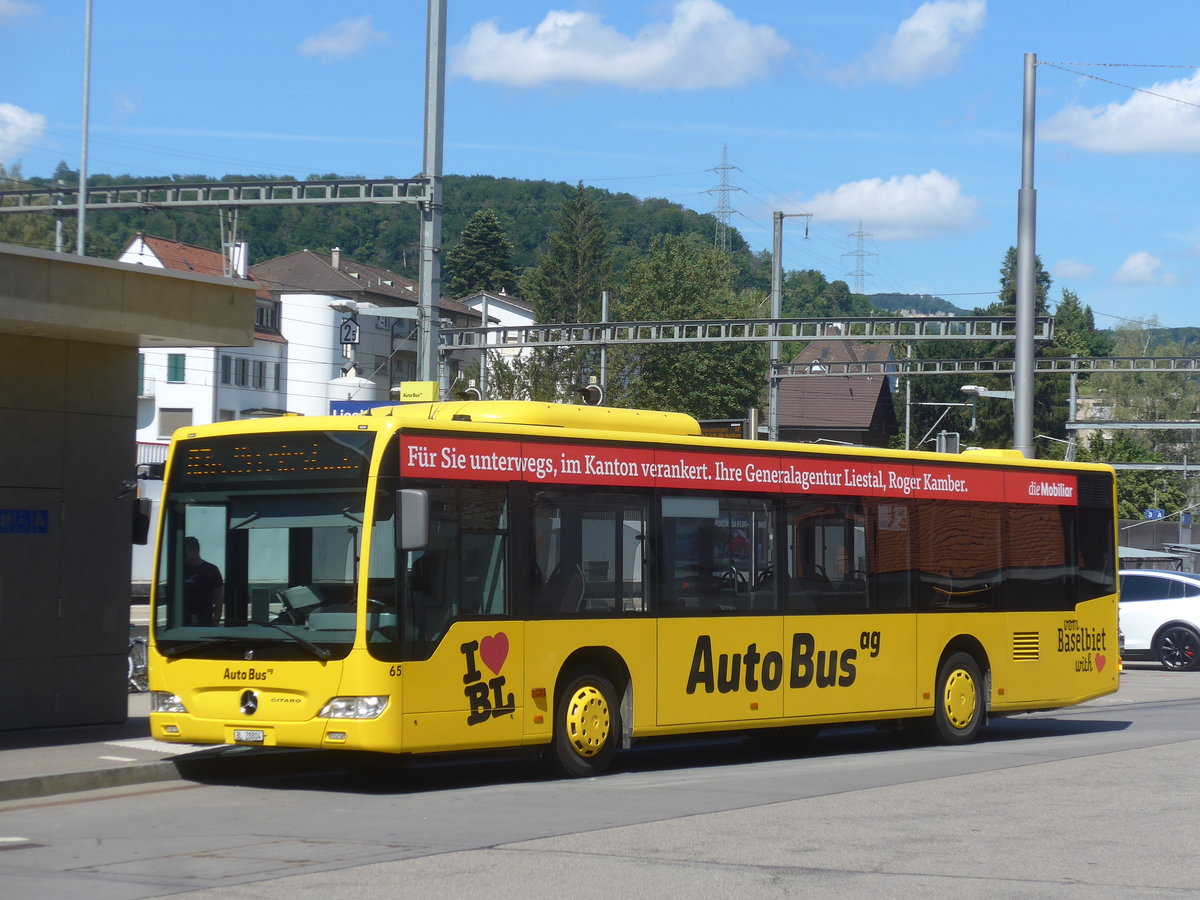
138 354 146 394
255 301 279 330
218 409 236 422
273 363 282 392
220 355 232 385
158 408 193 439
253 360 266 389
235 358 249 387
167 354 186 383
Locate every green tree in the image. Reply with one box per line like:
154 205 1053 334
610 234 767 417
513 184 615 401
1090 320 1200 463
443 208 517 298
1079 432 1189 520
1053 288 1113 358
522 183 612 324
900 248 1090 453
0 163 56 250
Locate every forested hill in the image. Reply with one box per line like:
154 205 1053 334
2 167 979 318
1 169 769 288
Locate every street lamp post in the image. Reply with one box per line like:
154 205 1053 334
960 384 1015 435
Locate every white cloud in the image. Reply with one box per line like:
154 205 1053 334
0 103 45 164
801 170 981 241
1112 251 1163 285
298 16 387 63
1051 259 1096 280
836 0 986 85
113 91 140 120
0 0 39 25
452 0 791 91
1043 70 1200 153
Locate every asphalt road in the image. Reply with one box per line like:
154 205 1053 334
2 663 1197 899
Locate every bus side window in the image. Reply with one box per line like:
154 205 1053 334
786 498 868 613
531 489 648 616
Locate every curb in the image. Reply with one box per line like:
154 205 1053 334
0 761 183 803
0 747 338 803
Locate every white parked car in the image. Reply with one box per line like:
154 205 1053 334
1118 569 1200 670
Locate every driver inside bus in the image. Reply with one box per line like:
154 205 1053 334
183 536 224 626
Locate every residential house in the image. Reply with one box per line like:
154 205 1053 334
251 248 481 410
457 288 535 361
121 237 480 593
120 233 285 458
777 339 898 447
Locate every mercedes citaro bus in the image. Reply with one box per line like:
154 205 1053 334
148 401 1118 776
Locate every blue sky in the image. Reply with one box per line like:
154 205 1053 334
4 1 1200 329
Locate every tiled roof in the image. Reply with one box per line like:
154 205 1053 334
121 233 274 302
778 341 895 431
251 249 475 319
458 289 534 313
128 234 227 277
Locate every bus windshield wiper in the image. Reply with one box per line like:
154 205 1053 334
161 636 245 658
260 622 332 660
163 628 330 661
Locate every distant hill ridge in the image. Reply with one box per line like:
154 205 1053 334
868 293 970 317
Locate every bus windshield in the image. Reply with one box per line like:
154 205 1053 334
153 430 391 660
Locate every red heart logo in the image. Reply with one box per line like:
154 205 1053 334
480 632 509 675
1095 654 1106 672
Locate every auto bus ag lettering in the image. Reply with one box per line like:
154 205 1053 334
686 631 882 694
461 633 515 725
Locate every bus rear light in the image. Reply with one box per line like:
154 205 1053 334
531 687 546 699
151 692 188 714
319 696 389 719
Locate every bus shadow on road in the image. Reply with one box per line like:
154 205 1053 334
170 713 1132 796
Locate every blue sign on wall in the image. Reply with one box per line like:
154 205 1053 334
330 400 391 416
0 509 50 534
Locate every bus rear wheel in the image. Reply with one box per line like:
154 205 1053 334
928 652 985 745
550 670 620 778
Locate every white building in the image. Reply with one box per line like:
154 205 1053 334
458 289 535 361
120 234 286 457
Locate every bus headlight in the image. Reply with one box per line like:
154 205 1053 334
151 692 188 714
319 696 389 719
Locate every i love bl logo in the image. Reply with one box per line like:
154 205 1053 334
461 633 515 725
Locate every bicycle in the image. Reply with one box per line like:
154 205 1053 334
128 628 149 693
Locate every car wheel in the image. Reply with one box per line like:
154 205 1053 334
1155 625 1200 671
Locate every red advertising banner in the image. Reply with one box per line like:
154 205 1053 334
400 436 1077 505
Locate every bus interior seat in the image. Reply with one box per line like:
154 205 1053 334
541 564 585 613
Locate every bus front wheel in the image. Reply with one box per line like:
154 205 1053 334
550 670 620 777
929 652 985 745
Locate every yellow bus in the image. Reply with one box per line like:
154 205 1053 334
148 400 1118 776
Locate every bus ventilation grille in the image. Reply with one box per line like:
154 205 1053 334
1012 632 1040 661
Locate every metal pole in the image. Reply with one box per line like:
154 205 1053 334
904 342 912 450
418 0 446 388
479 292 488 399
1014 52 1037 457
600 289 610 391
769 211 783 442
76 0 92 256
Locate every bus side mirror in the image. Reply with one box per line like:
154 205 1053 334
398 489 429 550
132 497 152 545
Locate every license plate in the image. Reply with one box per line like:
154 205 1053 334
233 729 265 743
